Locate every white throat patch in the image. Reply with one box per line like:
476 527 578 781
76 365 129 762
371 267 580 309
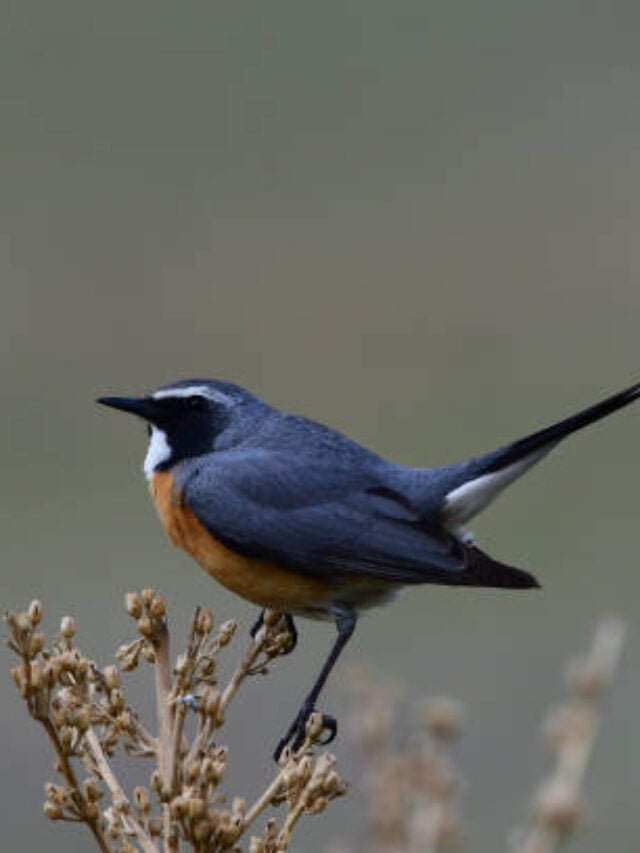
144 427 171 481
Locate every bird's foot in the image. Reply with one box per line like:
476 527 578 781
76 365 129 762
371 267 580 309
250 611 298 655
273 703 337 762
279 614 298 655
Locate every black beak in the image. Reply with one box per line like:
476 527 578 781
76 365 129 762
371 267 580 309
96 396 160 422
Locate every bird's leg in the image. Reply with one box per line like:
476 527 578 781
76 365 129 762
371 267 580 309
273 606 357 762
250 611 298 654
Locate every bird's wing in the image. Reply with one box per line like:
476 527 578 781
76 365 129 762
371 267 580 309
179 450 464 583
179 450 537 588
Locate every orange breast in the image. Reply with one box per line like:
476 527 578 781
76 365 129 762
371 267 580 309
149 471 336 613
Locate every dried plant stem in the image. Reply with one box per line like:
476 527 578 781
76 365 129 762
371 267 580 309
154 621 174 789
278 792 307 846
243 769 286 827
168 701 187 794
512 618 626 853
41 718 111 853
84 728 156 853
220 625 267 713
152 620 177 853
183 713 214 771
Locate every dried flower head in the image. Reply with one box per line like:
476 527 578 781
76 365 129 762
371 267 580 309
5 592 347 852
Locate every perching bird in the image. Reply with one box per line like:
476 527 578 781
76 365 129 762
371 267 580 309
98 379 640 758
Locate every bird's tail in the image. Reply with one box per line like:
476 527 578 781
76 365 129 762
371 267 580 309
441 380 640 526
459 545 540 589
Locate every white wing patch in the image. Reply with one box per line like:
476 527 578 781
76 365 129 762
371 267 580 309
441 448 550 527
144 427 172 480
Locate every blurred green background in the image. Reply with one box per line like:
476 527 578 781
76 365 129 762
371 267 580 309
2 1 640 850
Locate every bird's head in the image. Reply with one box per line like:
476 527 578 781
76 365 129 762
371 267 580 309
97 379 268 479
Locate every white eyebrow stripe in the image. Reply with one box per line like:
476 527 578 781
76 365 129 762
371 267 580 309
152 386 232 405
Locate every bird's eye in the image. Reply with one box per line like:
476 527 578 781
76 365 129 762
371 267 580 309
186 395 208 412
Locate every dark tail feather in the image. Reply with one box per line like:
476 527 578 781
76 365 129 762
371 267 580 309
484 380 640 474
455 546 540 589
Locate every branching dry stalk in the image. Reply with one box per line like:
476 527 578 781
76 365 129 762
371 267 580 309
6 597 627 853
510 618 626 853
337 618 626 853
343 670 463 853
6 593 347 852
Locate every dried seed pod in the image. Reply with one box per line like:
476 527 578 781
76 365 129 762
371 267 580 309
136 617 154 639
28 600 43 626
103 665 119 690
196 608 213 635
149 596 166 619
188 797 206 819
297 755 313 784
323 770 346 796
141 645 156 663
10 665 25 691
13 611 32 636
43 801 63 820
134 786 150 814
29 632 45 657
120 652 139 672
193 818 212 842
29 661 42 690
201 756 216 783
306 794 328 815
141 588 155 606
174 652 189 677
109 688 125 713
60 616 75 639
83 778 101 802
185 759 201 785
117 710 136 734
203 687 222 719
85 802 99 822
199 657 216 678
216 620 237 646
42 661 59 688
150 769 163 797
59 726 74 752
71 705 91 731
125 592 143 619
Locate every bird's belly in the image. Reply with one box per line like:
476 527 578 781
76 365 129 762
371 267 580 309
150 472 337 614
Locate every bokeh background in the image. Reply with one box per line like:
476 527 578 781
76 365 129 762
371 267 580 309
3 2 640 850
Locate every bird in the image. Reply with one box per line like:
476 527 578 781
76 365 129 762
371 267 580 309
97 378 640 759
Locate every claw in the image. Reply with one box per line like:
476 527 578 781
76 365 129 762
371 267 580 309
251 611 298 655
280 614 298 655
273 705 339 761
317 713 337 745
250 609 264 639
